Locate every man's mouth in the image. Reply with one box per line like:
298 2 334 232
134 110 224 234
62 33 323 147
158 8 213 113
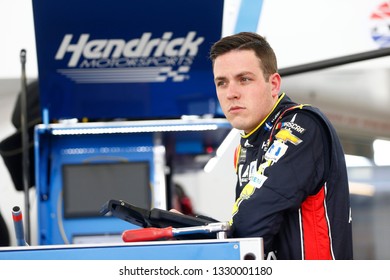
229 105 244 113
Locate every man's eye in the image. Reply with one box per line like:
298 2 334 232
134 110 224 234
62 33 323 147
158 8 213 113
216 81 226 87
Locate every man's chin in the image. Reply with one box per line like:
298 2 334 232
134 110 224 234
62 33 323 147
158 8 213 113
229 120 247 131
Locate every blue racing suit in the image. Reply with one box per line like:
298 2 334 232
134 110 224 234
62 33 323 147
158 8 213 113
231 93 353 260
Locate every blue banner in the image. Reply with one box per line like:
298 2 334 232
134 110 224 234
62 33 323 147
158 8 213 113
32 0 224 121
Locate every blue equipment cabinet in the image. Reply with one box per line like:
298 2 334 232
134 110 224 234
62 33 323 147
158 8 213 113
34 119 231 245
0 238 264 260
31 0 233 251
35 121 160 245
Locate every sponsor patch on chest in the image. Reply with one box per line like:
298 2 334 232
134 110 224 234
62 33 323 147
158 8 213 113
249 172 268 189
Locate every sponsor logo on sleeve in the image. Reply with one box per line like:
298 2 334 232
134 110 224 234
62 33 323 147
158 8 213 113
275 129 302 145
281 121 306 134
264 140 288 162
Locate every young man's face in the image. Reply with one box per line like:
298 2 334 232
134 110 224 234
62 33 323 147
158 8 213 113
213 49 281 133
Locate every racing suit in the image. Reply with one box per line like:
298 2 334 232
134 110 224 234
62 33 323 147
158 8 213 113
231 93 353 260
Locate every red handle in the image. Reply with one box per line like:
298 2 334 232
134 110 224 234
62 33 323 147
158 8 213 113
122 227 173 242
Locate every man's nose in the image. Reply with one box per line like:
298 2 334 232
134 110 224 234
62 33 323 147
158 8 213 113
226 83 240 99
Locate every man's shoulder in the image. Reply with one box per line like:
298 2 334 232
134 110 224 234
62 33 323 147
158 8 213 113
277 104 335 145
280 103 330 127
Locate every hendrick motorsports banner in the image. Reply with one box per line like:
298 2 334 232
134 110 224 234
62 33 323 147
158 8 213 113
32 0 224 120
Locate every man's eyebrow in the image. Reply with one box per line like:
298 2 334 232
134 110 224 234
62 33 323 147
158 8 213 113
214 75 226 82
236 71 253 77
214 71 253 81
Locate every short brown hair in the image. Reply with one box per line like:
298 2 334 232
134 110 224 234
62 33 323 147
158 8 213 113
209 32 278 79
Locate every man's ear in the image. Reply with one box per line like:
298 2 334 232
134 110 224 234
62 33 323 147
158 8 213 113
270 73 281 98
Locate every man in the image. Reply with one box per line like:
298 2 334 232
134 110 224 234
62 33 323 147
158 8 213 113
209 32 353 260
